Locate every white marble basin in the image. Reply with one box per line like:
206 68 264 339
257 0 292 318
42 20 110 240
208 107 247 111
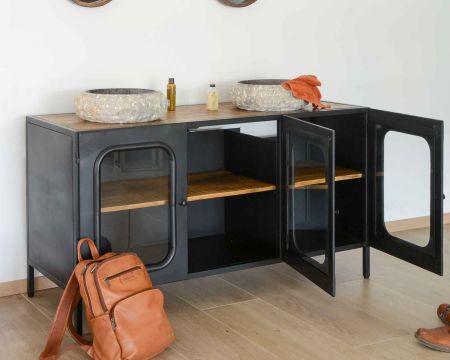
75 88 168 124
230 79 306 112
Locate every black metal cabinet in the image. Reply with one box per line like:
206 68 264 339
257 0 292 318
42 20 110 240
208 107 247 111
26 103 444 299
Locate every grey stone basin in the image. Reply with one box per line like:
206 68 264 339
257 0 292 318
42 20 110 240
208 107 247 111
230 79 306 112
75 88 168 124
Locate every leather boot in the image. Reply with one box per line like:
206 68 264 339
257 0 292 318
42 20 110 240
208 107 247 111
437 304 450 325
415 326 450 352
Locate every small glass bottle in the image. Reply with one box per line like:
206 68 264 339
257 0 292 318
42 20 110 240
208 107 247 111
206 84 219 111
167 78 176 111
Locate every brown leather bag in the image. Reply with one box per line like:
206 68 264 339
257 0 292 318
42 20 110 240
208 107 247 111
40 238 175 360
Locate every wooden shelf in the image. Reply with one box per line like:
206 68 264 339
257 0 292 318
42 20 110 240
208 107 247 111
101 167 362 213
101 176 169 213
294 166 362 188
101 170 276 213
187 171 276 202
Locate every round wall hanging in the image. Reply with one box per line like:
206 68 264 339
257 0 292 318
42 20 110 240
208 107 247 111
72 0 112 7
219 0 257 7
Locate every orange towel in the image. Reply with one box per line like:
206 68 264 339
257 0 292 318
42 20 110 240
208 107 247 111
282 75 330 109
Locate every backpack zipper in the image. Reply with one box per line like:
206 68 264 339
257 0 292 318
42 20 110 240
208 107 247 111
104 266 142 287
93 253 137 313
110 315 117 331
81 253 119 316
82 262 97 316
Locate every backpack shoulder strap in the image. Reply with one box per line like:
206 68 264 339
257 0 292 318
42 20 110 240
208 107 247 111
39 265 91 360
67 291 92 349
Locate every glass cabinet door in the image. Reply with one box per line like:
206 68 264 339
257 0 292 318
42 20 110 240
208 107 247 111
368 109 444 275
94 143 177 271
281 116 336 296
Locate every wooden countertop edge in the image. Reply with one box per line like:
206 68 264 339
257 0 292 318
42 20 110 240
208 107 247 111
28 102 368 133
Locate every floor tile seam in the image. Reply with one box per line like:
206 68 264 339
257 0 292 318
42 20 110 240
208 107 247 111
20 293 54 323
353 334 412 349
213 278 354 350
201 303 282 359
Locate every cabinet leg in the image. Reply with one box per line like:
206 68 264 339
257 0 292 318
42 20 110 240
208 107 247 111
27 265 35 298
74 301 83 336
363 245 370 279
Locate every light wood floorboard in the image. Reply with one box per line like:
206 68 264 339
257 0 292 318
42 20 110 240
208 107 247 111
352 335 450 359
161 276 255 310
163 292 277 360
1 224 448 359
0 294 89 359
219 266 407 347
205 298 358 359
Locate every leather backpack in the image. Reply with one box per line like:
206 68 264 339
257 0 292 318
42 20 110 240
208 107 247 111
40 238 175 360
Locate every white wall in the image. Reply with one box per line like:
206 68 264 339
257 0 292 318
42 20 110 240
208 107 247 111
0 0 448 282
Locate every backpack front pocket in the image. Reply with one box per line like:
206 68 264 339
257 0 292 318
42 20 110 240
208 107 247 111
94 254 152 312
111 289 175 360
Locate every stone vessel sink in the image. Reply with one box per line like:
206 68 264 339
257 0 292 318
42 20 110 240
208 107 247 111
75 88 168 124
230 79 306 112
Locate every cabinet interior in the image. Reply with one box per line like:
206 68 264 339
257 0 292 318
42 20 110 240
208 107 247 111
99 116 366 274
311 113 367 251
187 128 279 273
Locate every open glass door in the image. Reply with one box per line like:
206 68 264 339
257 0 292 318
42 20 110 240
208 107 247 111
368 109 444 274
280 116 336 296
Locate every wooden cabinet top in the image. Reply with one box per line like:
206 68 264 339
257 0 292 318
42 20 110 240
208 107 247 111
28 102 366 133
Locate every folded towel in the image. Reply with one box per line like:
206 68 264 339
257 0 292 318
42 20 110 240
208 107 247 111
282 75 330 109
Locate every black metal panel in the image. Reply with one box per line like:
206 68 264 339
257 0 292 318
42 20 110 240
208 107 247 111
280 116 336 296
188 234 277 273
225 192 278 256
225 191 277 240
187 259 282 279
27 123 76 285
368 109 444 275
224 131 277 184
187 129 229 173
312 114 366 172
188 199 225 239
78 124 188 285
313 114 368 251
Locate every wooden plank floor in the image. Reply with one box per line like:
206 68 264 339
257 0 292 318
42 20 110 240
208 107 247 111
2 224 449 359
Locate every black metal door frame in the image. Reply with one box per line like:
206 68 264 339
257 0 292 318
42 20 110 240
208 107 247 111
368 109 444 275
280 115 336 296
93 142 177 272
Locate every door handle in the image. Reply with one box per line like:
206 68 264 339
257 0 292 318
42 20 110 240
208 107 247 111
179 200 188 207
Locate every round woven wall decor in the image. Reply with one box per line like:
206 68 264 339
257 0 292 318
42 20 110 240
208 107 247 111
72 0 112 7
219 0 257 7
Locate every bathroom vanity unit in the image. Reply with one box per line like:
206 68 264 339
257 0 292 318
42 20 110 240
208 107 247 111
26 102 444 298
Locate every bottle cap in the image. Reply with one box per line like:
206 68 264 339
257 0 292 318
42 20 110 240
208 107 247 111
169 78 175 84
210 84 216 87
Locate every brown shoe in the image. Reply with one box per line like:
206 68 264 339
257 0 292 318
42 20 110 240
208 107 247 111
415 326 450 352
437 304 450 325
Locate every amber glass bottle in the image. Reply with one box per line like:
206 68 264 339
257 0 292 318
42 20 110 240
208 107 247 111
167 78 176 111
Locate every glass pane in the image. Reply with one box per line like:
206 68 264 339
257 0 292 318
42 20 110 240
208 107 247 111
288 134 329 267
384 131 431 247
100 147 171 265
